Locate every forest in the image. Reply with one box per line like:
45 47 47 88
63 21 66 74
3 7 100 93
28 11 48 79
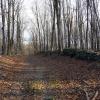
31 0 100 54
0 0 100 99
0 0 100 55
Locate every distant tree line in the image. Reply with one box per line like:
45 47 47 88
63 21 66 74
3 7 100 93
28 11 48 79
31 0 100 53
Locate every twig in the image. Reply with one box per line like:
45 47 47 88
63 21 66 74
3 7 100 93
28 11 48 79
92 91 99 100
83 88 90 100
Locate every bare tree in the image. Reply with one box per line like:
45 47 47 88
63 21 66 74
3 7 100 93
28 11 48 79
31 0 100 53
0 0 6 54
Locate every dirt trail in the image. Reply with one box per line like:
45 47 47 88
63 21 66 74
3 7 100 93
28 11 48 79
0 55 100 100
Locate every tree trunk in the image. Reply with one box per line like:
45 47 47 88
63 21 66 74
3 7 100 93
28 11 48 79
1 0 6 54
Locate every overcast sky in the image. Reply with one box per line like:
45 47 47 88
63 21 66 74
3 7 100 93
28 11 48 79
23 0 45 43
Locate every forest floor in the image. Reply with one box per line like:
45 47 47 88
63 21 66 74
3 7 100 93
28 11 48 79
0 55 100 100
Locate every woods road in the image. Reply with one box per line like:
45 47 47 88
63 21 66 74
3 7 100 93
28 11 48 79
1 55 99 81
0 55 100 99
